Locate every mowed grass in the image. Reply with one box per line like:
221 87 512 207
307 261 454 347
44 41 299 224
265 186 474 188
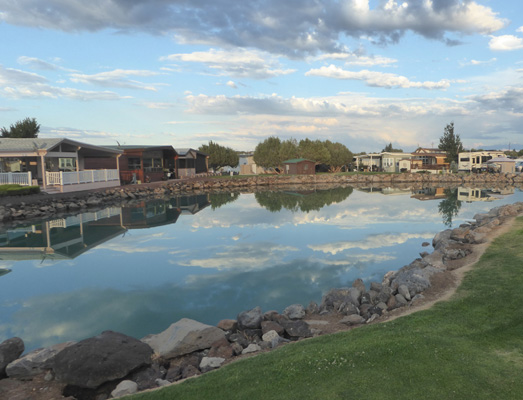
129 217 523 400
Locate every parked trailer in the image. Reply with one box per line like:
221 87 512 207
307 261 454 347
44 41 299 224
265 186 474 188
458 151 505 172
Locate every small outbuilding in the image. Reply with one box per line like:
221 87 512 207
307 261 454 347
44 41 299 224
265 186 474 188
282 158 316 175
486 157 516 173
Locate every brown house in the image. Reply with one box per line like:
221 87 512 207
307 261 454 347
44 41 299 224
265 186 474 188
88 145 178 184
283 158 316 175
411 148 449 171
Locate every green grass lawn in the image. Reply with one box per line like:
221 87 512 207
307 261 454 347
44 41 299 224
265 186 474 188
129 217 523 400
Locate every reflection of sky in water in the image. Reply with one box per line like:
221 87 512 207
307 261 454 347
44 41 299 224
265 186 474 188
0 187 522 352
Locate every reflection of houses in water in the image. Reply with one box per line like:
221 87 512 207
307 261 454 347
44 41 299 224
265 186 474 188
457 187 514 203
410 187 447 201
0 194 210 261
356 187 412 196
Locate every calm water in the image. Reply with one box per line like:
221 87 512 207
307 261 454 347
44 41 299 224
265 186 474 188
0 185 522 353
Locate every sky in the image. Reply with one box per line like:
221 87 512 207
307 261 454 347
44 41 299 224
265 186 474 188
0 0 522 153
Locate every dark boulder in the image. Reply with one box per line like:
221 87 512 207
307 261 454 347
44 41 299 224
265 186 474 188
52 331 153 389
0 337 24 378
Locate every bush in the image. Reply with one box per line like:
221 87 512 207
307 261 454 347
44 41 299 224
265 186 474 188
0 184 40 197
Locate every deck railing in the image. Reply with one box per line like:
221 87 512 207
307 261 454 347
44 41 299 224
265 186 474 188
46 169 119 186
0 172 32 186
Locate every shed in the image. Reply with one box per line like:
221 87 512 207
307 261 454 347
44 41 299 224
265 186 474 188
282 158 316 175
486 157 516 173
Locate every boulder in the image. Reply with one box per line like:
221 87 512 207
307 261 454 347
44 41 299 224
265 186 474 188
237 306 263 330
129 364 166 390
6 341 75 379
241 344 261 355
199 357 225 373
320 287 360 312
217 319 237 332
283 304 305 320
280 320 312 339
391 265 441 297
142 318 225 359
339 315 365 326
397 284 411 301
352 278 366 294
261 320 284 336
0 337 24 377
111 380 138 398
306 301 319 315
52 331 153 389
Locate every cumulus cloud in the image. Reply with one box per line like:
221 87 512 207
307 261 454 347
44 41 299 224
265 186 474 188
469 86 523 114
0 1 507 57
161 48 295 79
488 34 523 51
305 65 451 89
69 69 161 91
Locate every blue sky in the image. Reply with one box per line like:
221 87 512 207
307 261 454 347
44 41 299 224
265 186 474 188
0 0 522 153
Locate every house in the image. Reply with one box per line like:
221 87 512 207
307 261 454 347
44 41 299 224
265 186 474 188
354 153 381 171
410 148 449 173
238 152 268 175
95 145 178 184
458 151 506 172
381 152 412 173
0 138 122 192
282 158 316 175
175 148 209 178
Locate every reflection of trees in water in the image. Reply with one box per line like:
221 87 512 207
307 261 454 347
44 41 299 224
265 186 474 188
209 192 240 210
255 186 354 213
438 188 462 227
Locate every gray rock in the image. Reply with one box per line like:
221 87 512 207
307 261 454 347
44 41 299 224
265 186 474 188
237 306 263 330
280 320 312 339
395 293 408 305
397 284 411 301
0 337 24 377
217 319 237 332
6 341 75 379
338 302 359 315
378 286 393 303
111 380 138 398
306 301 319 314
261 320 284 336
53 331 153 389
339 315 366 326
370 281 383 292
241 344 261 355
156 378 171 387
352 278 366 294
432 229 452 249
142 318 225 359
129 364 166 390
391 265 442 296
283 304 305 320
199 357 225 373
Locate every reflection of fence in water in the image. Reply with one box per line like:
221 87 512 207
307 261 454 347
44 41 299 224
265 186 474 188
48 207 122 229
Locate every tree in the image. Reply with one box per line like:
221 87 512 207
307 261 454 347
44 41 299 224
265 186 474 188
279 138 299 162
298 139 331 165
324 140 353 172
198 141 239 171
438 122 463 164
382 142 403 153
1 117 40 138
253 137 283 171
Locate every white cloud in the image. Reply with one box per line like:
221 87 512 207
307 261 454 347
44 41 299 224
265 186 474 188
305 65 451 89
162 48 295 79
488 35 523 51
226 81 237 89
309 232 435 255
70 69 160 91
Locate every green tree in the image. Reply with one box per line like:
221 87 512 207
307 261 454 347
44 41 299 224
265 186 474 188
382 142 403 153
253 137 283 171
1 117 40 138
438 122 463 164
298 139 331 165
279 138 299 162
324 140 353 172
199 141 239 171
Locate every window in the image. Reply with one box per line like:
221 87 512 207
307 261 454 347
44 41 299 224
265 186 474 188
460 157 469 162
128 157 141 170
59 158 76 171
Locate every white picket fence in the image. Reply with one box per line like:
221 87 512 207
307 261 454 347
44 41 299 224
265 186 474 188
46 169 119 186
0 172 32 186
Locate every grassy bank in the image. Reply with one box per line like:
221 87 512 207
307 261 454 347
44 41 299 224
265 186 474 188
130 217 523 400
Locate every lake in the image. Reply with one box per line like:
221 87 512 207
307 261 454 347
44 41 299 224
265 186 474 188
1 185 522 353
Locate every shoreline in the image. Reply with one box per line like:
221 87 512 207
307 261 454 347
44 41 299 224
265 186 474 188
1 201 522 399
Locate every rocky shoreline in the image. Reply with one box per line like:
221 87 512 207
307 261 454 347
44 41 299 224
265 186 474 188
0 172 522 225
1 201 522 400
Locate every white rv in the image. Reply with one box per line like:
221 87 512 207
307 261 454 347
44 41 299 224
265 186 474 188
458 151 505 172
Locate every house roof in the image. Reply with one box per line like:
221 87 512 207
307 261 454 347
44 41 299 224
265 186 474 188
0 138 122 156
104 145 176 153
175 148 208 158
283 158 314 164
